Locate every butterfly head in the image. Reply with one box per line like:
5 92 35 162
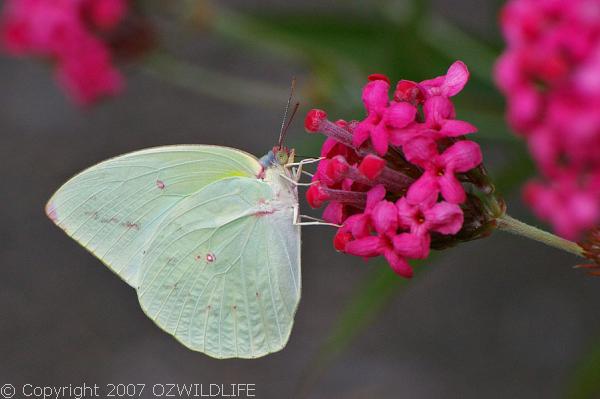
273 146 295 165
260 146 295 169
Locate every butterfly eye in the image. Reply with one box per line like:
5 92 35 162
276 152 289 165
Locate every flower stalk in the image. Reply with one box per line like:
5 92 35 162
495 214 585 258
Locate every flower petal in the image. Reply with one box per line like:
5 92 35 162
351 214 371 238
366 184 386 209
442 60 469 96
419 75 445 96
438 173 466 204
371 200 398 234
396 197 415 228
370 121 389 156
323 202 345 225
439 119 478 137
440 140 483 172
425 202 464 234
362 79 390 113
345 236 385 257
385 102 417 128
384 250 413 277
393 233 431 259
423 96 455 125
352 120 372 148
403 136 438 166
406 172 440 204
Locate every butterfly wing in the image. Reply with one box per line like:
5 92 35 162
46 145 262 287
137 176 301 358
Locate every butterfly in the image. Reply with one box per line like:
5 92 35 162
45 84 324 358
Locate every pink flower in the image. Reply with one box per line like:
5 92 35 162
84 0 128 30
306 62 486 277
495 0 600 239
346 185 387 239
392 96 478 146
341 187 419 277
0 0 81 55
397 195 463 237
394 80 425 105
403 137 483 204
353 75 418 156
0 0 134 105
419 61 470 98
56 38 123 105
524 174 600 240
345 235 414 278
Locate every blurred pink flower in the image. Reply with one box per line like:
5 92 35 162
495 0 600 239
56 38 123 105
306 62 486 277
524 173 600 240
84 0 128 30
0 0 130 105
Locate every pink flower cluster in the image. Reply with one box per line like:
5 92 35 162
495 0 600 239
1 0 129 105
305 62 483 277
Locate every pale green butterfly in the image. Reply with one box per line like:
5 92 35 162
45 98 324 358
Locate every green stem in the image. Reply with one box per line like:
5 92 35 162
496 214 585 257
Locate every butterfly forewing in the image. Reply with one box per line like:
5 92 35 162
46 145 262 287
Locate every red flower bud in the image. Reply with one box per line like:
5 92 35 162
326 155 350 181
368 73 391 84
305 109 327 133
306 183 330 208
359 154 386 179
394 80 424 104
333 231 353 251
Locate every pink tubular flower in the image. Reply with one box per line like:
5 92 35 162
0 0 145 105
495 0 600 239
418 60 470 98
403 137 483 204
397 194 464 238
306 62 489 277
353 75 418 156
393 96 478 146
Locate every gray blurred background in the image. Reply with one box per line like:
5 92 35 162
1 1 600 398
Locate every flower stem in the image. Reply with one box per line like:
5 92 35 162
496 214 585 257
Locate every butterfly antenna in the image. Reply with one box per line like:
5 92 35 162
281 102 300 144
278 77 297 149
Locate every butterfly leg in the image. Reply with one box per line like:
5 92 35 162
286 157 324 183
280 174 316 187
292 204 340 227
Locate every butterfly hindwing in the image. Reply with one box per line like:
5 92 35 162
137 177 301 358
